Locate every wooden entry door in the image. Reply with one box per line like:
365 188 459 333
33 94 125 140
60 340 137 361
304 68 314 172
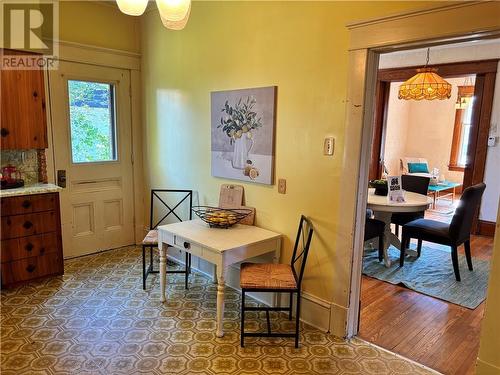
49 61 135 258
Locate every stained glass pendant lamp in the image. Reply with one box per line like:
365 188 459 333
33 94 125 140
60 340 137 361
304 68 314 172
398 48 452 101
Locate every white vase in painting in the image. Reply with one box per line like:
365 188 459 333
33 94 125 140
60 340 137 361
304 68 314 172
232 136 253 169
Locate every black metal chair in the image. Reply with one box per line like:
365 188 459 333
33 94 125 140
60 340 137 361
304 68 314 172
392 175 431 239
142 189 193 290
401 183 486 281
240 215 314 348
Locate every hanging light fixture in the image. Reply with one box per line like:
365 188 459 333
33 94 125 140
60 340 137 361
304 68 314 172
398 48 452 101
156 0 191 30
455 77 475 109
115 0 148 16
115 0 191 30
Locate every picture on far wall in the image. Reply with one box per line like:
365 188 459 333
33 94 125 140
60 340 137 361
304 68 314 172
211 86 276 185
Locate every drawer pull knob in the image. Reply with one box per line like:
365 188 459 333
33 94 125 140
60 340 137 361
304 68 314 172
183 241 190 249
22 200 31 208
0 128 9 137
23 221 33 229
25 243 34 252
26 265 36 273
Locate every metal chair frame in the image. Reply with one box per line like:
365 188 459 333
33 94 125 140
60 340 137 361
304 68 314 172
240 215 314 348
142 189 193 290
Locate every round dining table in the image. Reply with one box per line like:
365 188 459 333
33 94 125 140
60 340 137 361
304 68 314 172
367 188 433 267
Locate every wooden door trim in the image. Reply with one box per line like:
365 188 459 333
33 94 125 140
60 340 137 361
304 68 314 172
369 81 390 180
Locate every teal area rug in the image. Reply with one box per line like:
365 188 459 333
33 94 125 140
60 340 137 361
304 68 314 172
363 244 490 309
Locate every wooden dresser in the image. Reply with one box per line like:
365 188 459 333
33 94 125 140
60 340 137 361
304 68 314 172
1 192 63 287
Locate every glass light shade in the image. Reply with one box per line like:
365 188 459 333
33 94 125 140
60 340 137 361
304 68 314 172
159 4 190 30
156 0 190 21
116 0 148 16
398 68 452 101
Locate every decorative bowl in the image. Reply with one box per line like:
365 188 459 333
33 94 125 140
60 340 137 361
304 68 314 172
192 206 252 229
369 179 388 196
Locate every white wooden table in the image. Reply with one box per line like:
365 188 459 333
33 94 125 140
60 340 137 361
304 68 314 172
367 188 432 267
157 219 282 337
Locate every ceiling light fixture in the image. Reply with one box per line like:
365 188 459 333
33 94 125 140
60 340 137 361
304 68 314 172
398 48 452 101
115 0 148 16
115 0 191 30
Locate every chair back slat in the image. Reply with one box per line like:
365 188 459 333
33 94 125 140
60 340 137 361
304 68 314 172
291 215 314 288
401 175 430 195
449 183 486 242
149 189 193 229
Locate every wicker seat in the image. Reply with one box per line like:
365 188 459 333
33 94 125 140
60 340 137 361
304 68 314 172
142 189 193 290
240 215 314 348
142 230 158 245
240 263 297 290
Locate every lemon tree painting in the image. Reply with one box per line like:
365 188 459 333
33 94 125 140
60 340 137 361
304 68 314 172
211 86 276 185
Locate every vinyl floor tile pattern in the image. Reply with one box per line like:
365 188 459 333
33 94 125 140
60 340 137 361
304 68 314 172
1 246 436 374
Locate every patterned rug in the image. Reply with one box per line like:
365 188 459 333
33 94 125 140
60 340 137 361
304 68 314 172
1 246 436 374
363 244 490 309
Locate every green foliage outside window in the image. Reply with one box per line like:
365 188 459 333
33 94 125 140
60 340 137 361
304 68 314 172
68 80 116 163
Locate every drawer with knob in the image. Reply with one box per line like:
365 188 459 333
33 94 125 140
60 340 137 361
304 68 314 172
1 193 57 216
1 211 57 239
1 252 63 286
1 232 59 263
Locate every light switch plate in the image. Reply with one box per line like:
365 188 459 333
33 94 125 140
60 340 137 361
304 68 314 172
324 137 335 156
278 178 286 194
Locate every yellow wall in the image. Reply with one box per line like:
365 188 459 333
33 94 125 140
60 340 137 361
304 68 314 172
140 1 445 332
59 1 140 53
477 206 500 374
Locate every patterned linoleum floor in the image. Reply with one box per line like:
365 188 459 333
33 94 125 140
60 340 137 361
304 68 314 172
1 246 437 375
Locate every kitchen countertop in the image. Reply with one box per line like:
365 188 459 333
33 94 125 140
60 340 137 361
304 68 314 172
0 183 62 198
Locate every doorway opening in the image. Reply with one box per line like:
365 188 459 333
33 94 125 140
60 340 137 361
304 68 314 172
357 39 499 374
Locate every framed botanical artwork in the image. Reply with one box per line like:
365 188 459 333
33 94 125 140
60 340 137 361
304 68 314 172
211 86 276 185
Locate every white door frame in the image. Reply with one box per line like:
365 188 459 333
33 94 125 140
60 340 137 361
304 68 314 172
343 2 500 337
43 40 145 249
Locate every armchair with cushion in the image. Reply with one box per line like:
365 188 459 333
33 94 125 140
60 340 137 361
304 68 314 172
400 157 433 179
400 183 486 281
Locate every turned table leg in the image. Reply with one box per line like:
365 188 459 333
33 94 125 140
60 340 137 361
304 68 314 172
159 245 167 303
216 267 226 337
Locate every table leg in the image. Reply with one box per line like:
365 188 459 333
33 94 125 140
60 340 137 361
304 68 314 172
216 267 226 338
159 245 167 303
373 211 403 268
273 237 282 308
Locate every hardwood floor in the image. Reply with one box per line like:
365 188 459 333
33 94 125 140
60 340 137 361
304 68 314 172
359 195 495 375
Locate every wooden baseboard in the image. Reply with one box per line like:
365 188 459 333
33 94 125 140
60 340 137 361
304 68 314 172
477 220 496 237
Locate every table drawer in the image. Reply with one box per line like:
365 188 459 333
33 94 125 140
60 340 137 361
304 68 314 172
1 232 59 263
173 235 203 257
1 251 63 286
1 193 57 216
1 211 57 240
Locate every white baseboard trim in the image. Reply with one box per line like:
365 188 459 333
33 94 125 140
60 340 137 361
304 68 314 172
167 250 331 333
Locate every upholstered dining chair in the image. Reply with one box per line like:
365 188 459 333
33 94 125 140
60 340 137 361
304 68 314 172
365 210 385 262
239 215 314 348
392 175 431 238
400 183 486 281
142 189 193 290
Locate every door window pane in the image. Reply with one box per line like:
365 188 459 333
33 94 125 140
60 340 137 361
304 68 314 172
68 80 117 163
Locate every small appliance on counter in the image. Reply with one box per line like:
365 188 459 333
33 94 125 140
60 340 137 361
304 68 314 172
0 164 24 190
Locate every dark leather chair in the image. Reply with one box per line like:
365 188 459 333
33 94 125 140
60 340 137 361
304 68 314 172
392 175 431 237
400 183 486 281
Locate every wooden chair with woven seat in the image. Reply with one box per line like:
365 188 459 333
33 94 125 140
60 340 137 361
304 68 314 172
142 189 193 290
240 215 314 348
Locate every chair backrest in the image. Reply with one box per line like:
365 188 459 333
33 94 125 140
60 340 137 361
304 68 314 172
291 215 314 289
149 189 193 229
449 183 486 242
401 174 430 195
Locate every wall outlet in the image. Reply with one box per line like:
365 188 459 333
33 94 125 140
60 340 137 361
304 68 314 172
278 178 286 194
324 136 335 156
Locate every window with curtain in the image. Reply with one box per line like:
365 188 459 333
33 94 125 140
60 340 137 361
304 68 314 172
449 85 475 171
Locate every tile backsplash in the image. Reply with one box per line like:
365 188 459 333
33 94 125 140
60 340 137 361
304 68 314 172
1 149 40 185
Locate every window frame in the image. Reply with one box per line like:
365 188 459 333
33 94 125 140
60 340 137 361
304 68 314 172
449 85 475 172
